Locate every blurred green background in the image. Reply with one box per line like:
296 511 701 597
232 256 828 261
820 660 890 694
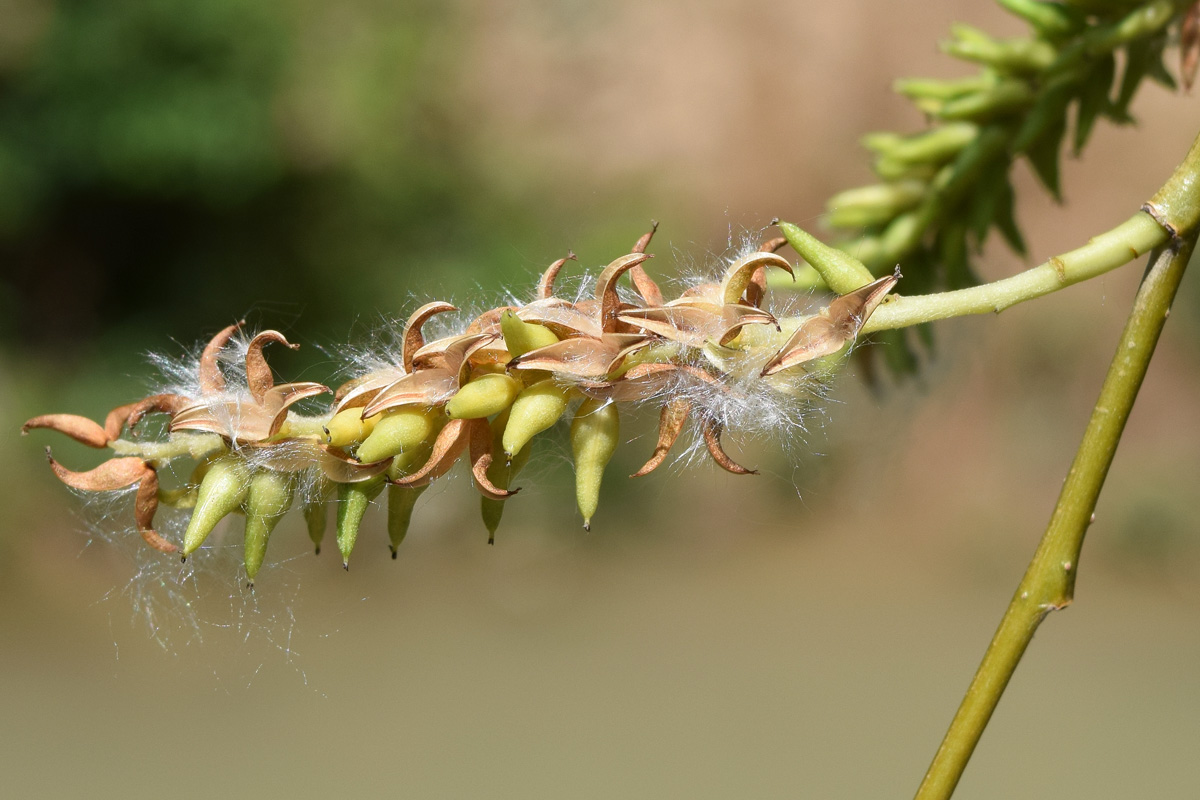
2 1 1198 797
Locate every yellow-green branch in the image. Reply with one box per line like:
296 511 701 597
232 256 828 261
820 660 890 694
911 126 1200 799
862 211 1166 332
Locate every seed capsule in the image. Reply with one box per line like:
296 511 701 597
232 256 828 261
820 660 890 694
480 443 530 543
336 475 386 568
182 455 251 556
501 379 571 458
355 407 436 464
387 484 426 557
500 309 560 357
777 221 874 294
481 410 530 543
242 470 294 581
445 373 522 420
302 494 329 554
570 397 620 529
325 407 379 447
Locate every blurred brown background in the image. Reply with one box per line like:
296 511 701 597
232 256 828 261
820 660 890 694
2 1 1198 797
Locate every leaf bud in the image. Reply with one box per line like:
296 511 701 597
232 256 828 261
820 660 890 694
826 181 927 229
936 80 1035 121
997 0 1084 39
942 25 1057 72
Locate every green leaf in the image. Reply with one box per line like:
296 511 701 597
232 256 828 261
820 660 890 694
1012 72 1079 153
966 164 1026 257
965 161 1007 248
1112 38 1154 121
916 321 936 354
880 328 920 378
938 221 977 290
1024 113 1067 201
1144 34 1176 90
936 124 1011 201
1073 52 1116 155
991 177 1027 257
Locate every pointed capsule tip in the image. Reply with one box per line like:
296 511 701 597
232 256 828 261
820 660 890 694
342 562 350 571
180 556 187 563
390 549 398 560
246 581 254 589
314 546 321 556
582 520 591 531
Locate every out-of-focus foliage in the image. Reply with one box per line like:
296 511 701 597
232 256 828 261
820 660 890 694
0 0 589 350
812 0 1195 378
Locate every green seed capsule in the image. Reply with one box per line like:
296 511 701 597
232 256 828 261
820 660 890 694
482 410 529 543
325 407 379 447
302 495 328 554
182 456 251 556
336 475 385 568
570 398 620 530
387 483 427 557
776 221 874 295
387 438 435 481
481 442 530 543
356 407 436 464
445 373 522 420
157 485 198 509
500 309 559 357
501 380 571 458
242 470 294 581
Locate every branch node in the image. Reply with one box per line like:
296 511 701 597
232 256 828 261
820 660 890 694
1141 201 1179 241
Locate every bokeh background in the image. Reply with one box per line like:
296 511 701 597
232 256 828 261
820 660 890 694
2 1 1199 797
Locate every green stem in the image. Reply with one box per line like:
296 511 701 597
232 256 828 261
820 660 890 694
109 432 226 464
913 229 1197 800
861 211 1166 332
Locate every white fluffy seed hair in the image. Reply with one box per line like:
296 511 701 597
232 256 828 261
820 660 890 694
75 491 305 655
139 234 832 443
144 325 264 400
